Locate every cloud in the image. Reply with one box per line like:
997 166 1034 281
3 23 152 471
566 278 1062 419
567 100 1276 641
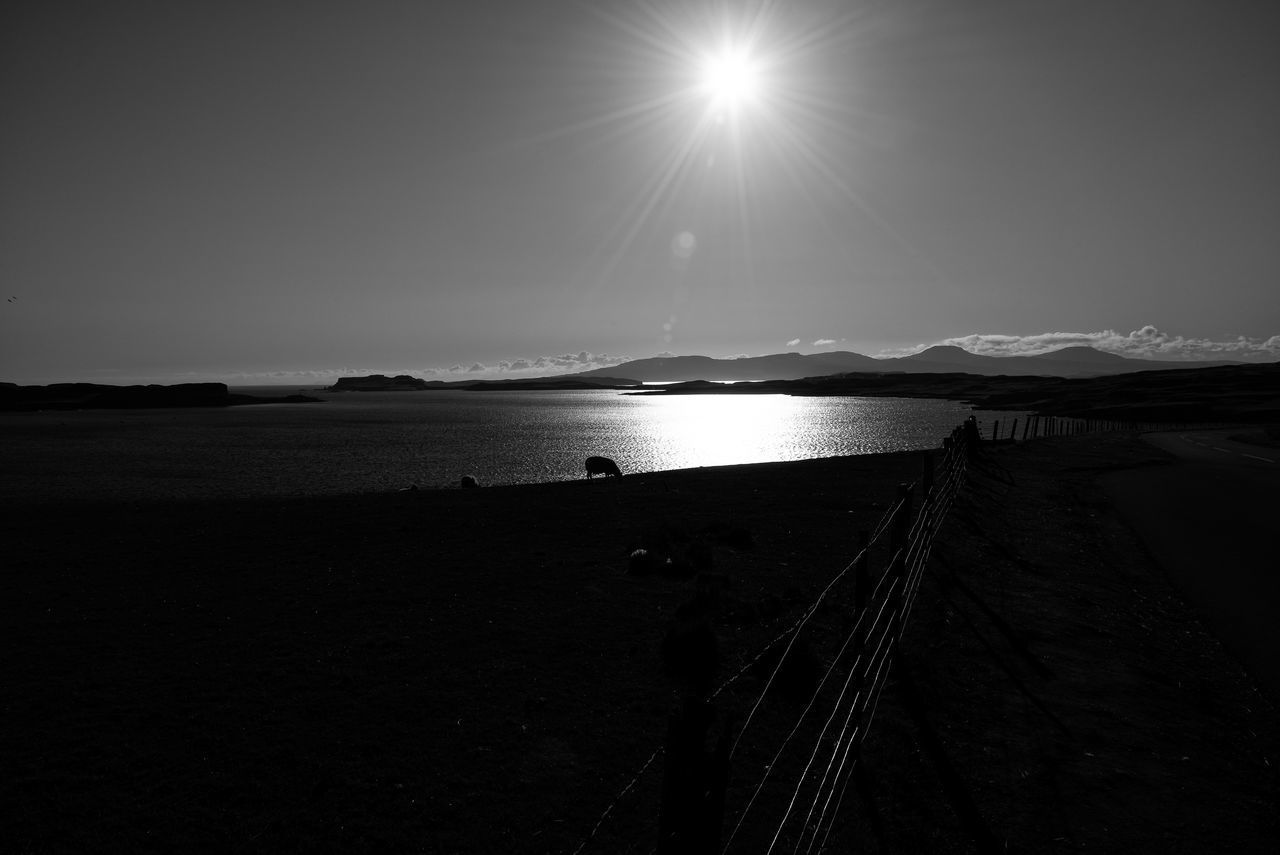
921 325 1280 361
812 338 839 347
786 338 801 348
425 350 634 378
167 351 637 385
260 351 636 381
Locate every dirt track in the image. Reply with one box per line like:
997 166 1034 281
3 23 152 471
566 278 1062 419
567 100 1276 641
1103 430 1280 699
882 433 1279 853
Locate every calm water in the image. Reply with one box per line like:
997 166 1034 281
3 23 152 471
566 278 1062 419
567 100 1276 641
0 389 1018 502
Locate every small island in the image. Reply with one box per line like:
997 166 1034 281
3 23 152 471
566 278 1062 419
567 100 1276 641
329 374 447 391
326 374 639 392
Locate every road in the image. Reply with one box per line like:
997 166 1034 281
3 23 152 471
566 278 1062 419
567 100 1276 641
1102 429 1280 701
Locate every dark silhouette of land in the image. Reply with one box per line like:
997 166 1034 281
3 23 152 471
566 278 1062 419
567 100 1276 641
570 345 1247 382
0 382 321 411
633 362 1280 423
327 374 638 391
4 436 1277 852
318 360 1280 424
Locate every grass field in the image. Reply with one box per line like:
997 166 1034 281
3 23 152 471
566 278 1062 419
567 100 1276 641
4 436 1277 853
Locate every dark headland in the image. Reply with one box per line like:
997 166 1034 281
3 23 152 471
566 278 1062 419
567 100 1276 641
0 381 321 411
328 373 640 392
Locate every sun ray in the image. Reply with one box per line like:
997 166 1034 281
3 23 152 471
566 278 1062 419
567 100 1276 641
595 110 720 283
527 0 944 328
499 88 688 153
756 101 958 292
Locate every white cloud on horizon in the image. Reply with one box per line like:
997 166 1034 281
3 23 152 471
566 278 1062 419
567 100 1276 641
425 350 633 379
879 325 1280 361
786 338 801 347
208 350 634 385
497 350 630 374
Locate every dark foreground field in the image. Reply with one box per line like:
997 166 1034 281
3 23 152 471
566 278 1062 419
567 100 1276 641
4 436 1277 853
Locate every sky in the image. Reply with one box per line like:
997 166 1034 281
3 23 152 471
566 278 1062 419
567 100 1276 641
3 0 1278 385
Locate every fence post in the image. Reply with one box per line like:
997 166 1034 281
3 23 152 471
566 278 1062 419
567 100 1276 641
854 530 871 615
853 528 870 699
658 698 730 855
849 529 884 840
887 546 907 644
962 416 980 459
891 483 913 553
889 481 914 645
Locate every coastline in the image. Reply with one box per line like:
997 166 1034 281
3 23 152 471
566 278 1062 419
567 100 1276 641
5 436 1277 851
8 360 1277 425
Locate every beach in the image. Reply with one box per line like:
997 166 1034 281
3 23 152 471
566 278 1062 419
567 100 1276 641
4 435 1277 853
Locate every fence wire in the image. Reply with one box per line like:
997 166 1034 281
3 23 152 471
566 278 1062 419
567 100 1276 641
571 413 1044 854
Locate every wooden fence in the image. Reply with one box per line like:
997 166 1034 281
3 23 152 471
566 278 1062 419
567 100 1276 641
698 417 978 854
576 412 1218 853
985 414 1230 442
572 417 982 854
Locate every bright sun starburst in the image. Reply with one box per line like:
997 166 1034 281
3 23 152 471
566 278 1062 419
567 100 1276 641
526 1 895 315
699 49 761 111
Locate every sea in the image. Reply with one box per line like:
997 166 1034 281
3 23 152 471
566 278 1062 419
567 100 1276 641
0 387 1022 503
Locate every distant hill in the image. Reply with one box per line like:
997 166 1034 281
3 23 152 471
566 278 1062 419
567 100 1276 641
629 362 1280 423
893 344 1154 377
1032 346 1131 364
572 346 1242 382
572 351 881 382
570 351 883 382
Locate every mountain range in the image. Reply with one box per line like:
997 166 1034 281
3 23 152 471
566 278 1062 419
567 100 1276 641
571 346 1243 382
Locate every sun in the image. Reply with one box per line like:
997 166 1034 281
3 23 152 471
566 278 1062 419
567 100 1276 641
699 49 762 112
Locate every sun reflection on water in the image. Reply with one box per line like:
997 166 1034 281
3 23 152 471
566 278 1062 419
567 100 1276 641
613 392 996 478
637 394 799 469
0 391 1023 501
